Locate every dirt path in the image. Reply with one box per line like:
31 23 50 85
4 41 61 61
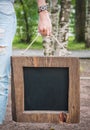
0 59 90 130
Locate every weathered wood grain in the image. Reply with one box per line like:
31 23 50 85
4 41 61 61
11 56 80 123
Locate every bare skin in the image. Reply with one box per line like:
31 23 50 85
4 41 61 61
37 0 52 36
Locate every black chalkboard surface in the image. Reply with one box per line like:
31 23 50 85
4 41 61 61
23 67 69 111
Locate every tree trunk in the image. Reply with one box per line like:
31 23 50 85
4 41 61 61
43 0 71 56
20 0 30 43
75 0 86 42
43 0 59 56
85 0 90 48
56 0 71 56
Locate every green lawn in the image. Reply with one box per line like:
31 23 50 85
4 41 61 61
13 35 90 50
67 37 86 50
13 35 43 50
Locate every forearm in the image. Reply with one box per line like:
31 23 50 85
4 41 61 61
37 0 46 7
37 0 52 36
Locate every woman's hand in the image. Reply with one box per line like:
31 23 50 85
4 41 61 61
38 11 52 36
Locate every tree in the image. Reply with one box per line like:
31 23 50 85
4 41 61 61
19 0 30 42
43 0 59 56
75 0 86 42
43 0 71 56
85 0 90 47
15 0 38 43
56 0 71 56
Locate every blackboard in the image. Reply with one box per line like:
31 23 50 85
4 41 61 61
23 67 69 111
11 56 80 123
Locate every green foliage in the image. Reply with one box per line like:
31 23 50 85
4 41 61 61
13 35 43 49
67 37 86 50
69 5 75 35
71 0 75 5
14 0 38 43
13 0 86 50
57 0 61 4
13 35 87 50
57 0 75 5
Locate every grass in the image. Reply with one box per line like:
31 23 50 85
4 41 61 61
13 35 43 50
67 36 86 50
13 35 90 50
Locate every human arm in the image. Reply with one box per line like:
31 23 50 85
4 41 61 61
37 0 52 36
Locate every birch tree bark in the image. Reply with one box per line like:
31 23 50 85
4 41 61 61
56 0 71 56
43 0 59 56
43 0 71 56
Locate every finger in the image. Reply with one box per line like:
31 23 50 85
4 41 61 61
40 27 47 36
41 31 47 36
41 26 46 32
47 29 50 36
49 25 52 35
47 26 52 36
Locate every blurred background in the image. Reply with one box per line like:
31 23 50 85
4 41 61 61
13 0 90 54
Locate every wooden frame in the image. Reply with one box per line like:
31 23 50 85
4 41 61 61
11 56 80 123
